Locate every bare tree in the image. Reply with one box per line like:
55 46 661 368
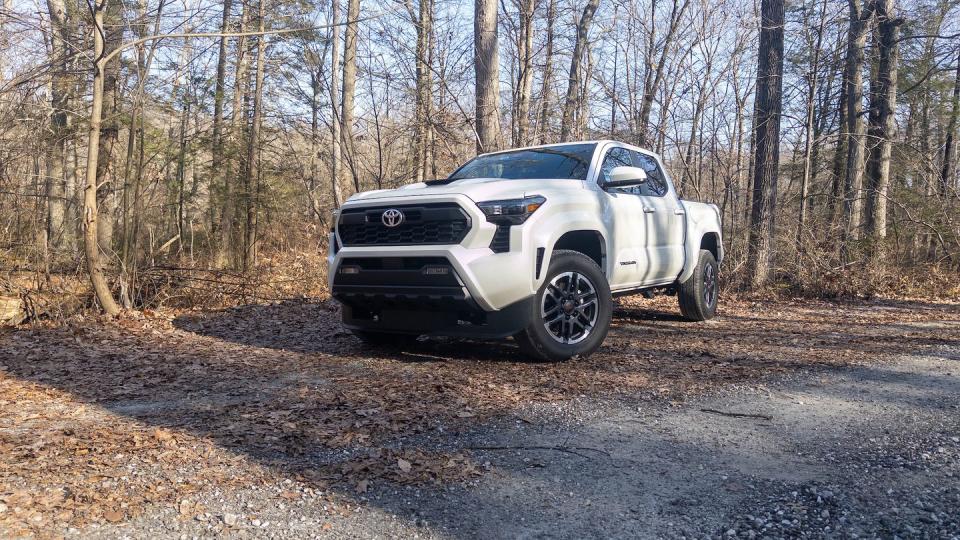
83 0 122 315
211 0 233 258
841 0 873 250
243 0 267 270
44 0 73 249
513 0 535 146
411 0 434 181
863 0 901 248
537 0 556 144
796 0 829 251
559 0 600 141
329 0 344 207
745 0 785 287
636 0 690 147
474 0 501 152
219 2 252 265
341 0 360 190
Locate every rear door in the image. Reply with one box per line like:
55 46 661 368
628 150 685 282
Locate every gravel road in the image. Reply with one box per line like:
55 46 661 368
329 344 960 540
76 339 959 539
4 299 958 539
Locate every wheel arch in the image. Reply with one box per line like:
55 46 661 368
549 230 607 274
700 232 721 263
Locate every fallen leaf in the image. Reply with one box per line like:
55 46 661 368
103 510 123 523
397 458 412 473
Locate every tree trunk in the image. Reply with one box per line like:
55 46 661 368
329 0 344 207
219 2 251 266
841 0 873 251
513 0 535 146
45 0 73 249
84 0 121 315
211 0 233 257
797 0 827 253
243 0 266 271
537 0 555 144
474 0 501 153
940 48 960 196
340 0 360 191
863 0 900 247
413 0 434 182
745 0 785 288
95 0 123 252
559 0 600 141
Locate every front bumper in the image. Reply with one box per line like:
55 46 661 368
327 194 540 337
332 255 534 338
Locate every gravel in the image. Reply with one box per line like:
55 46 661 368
39 322 960 539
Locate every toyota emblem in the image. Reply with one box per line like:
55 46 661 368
381 208 404 227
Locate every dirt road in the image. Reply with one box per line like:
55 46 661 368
1 297 958 538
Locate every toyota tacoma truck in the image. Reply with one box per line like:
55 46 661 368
328 141 722 361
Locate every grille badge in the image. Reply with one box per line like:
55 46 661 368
381 208 404 227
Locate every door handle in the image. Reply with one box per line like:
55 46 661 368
643 207 656 214
674 208 685 215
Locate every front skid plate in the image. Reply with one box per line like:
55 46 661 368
340 295 534 339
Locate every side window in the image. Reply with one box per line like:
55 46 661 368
600 147 640 194
629 151 669 197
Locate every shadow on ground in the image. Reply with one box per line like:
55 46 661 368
1 296 958 536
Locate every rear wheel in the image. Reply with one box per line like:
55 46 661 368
514 250 612 362
678 249 719 321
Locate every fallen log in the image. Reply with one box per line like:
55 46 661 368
0 295 26 326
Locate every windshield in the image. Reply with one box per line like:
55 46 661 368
448 143 597 181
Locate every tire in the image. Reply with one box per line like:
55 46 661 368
352 329 421 348
514 250 613 362
678 249 719 321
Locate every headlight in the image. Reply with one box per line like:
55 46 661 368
476 195 545 225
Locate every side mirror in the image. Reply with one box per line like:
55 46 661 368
602 166 647 188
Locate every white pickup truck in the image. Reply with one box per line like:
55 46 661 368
328 141 723 361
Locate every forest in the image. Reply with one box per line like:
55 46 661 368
0 0 958 315
2 1 960 536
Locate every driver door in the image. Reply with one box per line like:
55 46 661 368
597 146 652 289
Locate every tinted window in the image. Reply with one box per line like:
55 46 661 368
601 147 646 195
599 147 633 186
449 143 596 181
630 151 669 197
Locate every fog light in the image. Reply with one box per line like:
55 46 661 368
340 265 360 274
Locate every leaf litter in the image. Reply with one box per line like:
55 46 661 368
0 295 957 536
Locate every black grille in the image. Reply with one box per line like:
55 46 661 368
338 203 470 246
490 225 511 253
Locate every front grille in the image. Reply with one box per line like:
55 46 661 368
333 256 470 311
338 203 470 246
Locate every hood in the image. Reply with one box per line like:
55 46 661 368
345 177 584 205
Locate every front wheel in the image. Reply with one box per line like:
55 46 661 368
677 249 719 321
514 250 613 362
